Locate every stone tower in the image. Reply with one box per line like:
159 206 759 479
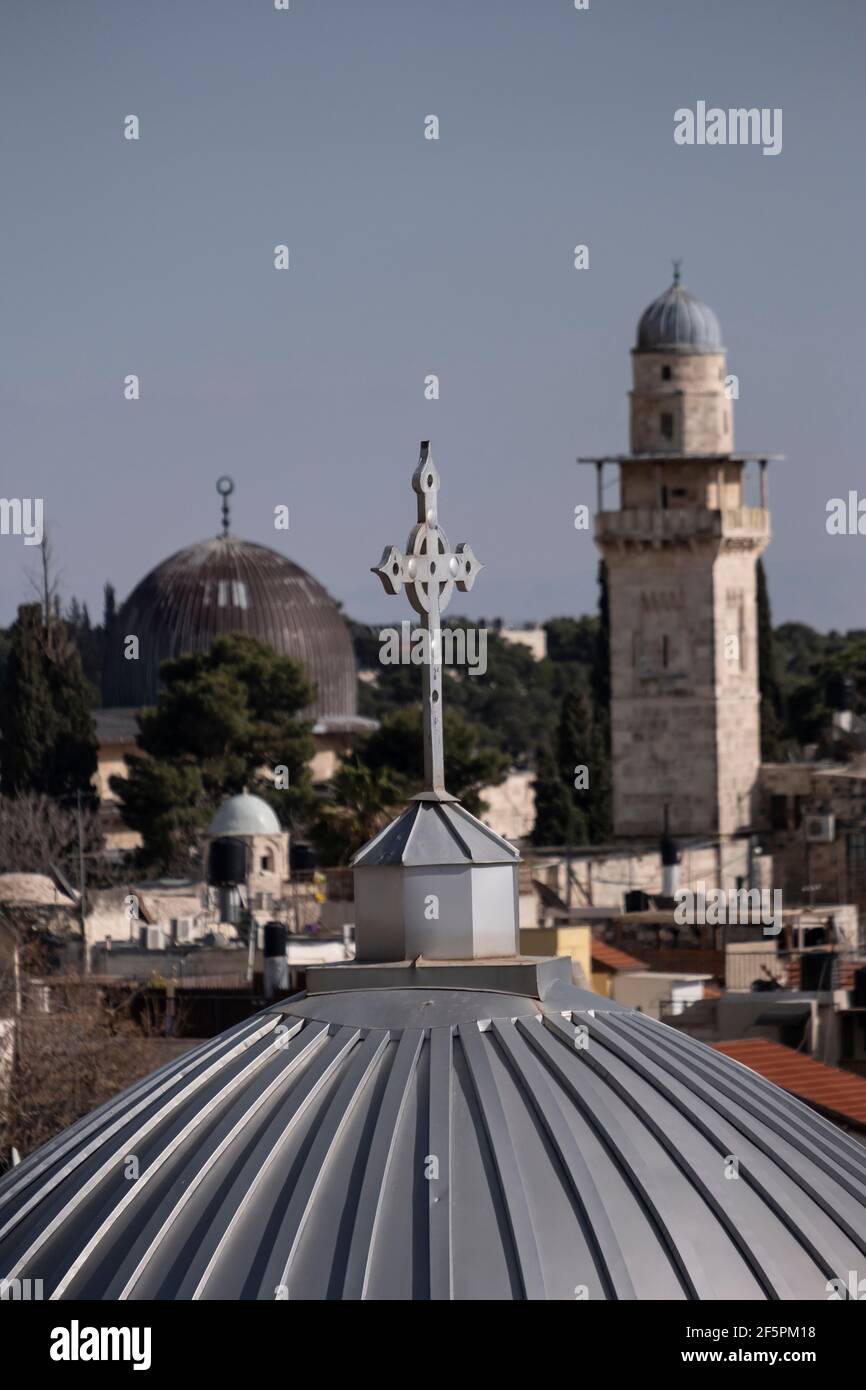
581 268 777 840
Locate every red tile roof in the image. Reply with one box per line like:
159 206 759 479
712 1039 866 1131
591 940 646 973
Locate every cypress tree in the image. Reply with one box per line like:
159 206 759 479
531 745 583 847
756 559 783 759
557 685 612 844
591 561 611 714
0 603 97 798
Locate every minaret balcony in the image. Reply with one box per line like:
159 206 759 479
595 505 769 546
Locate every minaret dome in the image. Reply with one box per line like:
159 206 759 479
630 266 732 456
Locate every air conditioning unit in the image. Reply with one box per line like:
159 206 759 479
171 918 195 945
804 814 835 844
143 925 164 951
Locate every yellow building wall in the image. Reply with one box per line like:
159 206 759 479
519 925 596 993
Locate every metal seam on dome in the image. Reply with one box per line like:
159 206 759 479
576 1013 833 1298
186 1023 359 1299
458 1021 547 1300
615 1015 866 1200
341 1027 424 1300
262 1028 391 1299
428 1024 454 1300
8 1022 286 1294
0 1013 278 1245
111 1017 311 1299
495 1018 635 1300
530 1015 701 1297
603 1016 866 1260
50 1021 309 1301
551 1015 748 1297
628 1013 866 1170
624 1013 866 1162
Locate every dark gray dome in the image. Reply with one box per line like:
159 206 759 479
636 273 723 354
102 536 357 722
2 982 864 1300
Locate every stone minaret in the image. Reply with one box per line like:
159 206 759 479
582 267 778 840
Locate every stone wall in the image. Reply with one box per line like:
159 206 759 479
630 350 731 455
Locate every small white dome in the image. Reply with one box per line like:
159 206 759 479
208 793 281 837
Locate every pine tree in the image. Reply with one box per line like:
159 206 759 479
112 634 317 872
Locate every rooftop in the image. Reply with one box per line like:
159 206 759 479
712 1039 866 1134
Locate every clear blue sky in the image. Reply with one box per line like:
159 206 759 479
1 0 864 630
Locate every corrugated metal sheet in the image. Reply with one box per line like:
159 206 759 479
102 537 358 722
2 992 865 1300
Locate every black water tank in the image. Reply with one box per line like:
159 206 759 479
800 951 835 991
263 921 288 959
208 836 248 886
852 967 866 1008
290 842 316 873
803 926 827 948
625 889 651 913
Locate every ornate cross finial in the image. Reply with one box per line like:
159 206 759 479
372 442 482 798
672 258 683 286
216 476 234 538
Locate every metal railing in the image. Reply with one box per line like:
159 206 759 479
596 505 769 542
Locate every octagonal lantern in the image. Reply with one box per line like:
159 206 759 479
352 798 520 961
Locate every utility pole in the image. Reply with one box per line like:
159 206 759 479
77 790 88 975
245 871 256 987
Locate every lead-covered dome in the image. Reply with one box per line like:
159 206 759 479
102 535 358 722
636 267 723 354
2 975 865 1300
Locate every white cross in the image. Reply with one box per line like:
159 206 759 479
372 441 482 797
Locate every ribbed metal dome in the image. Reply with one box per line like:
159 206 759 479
102 536 358 721
2 982 865 1301
636 272 723 354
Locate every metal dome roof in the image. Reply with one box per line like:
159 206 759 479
2 976 865 1301
102 535 358 722
353 798 520 868
636 267 723 354
208 792 281 837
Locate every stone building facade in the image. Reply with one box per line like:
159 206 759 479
583 269 776 840
759 760 866 914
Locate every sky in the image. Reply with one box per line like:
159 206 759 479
1 0 864 632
